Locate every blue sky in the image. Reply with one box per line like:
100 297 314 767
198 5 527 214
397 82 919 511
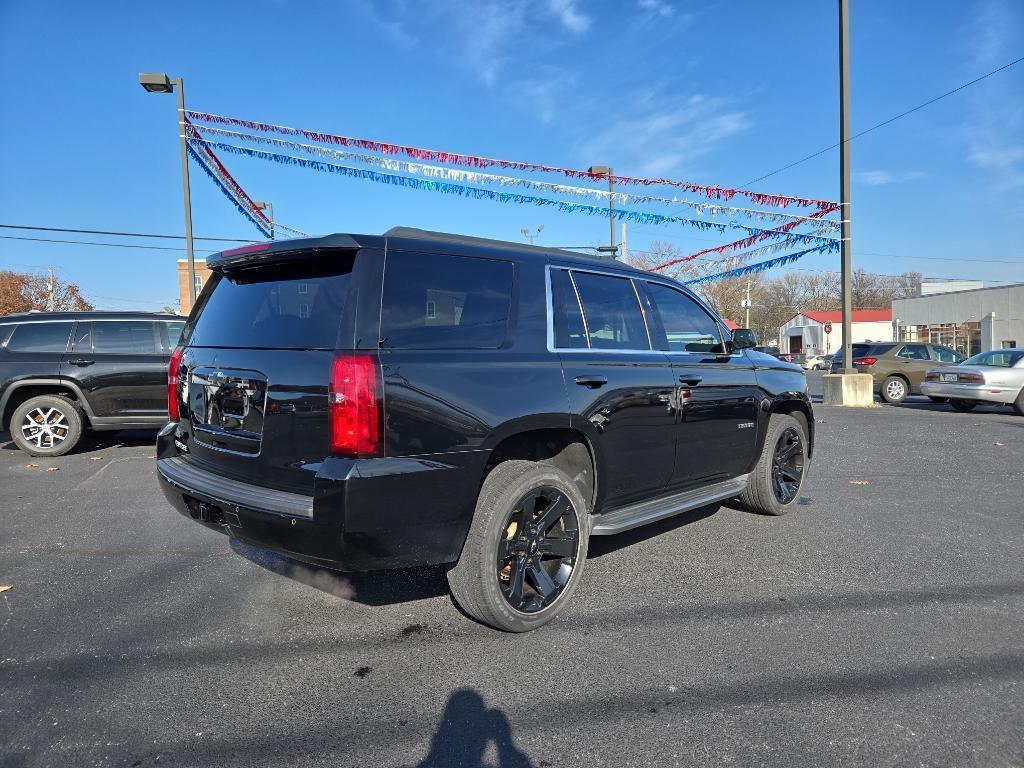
1 0 1022 311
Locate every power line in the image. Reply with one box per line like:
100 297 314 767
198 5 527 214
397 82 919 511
0 236 219 253
741 54 1024 187
0 223 259 243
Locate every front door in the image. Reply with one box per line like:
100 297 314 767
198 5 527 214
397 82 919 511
551 267 677 509
638 281 761 486
893 343 933 392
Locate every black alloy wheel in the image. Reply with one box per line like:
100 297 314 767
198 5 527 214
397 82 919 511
496 486 579 614
771 426 804 504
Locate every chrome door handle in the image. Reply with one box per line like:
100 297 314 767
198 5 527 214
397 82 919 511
678 375 703 386
68 359 95 366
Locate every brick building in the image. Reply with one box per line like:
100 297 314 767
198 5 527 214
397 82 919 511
176 259 213 315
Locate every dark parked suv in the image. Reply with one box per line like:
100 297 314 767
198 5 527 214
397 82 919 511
157 228 814 631
0 311 185 456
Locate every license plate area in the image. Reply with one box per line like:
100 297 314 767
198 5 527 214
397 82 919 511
187 367 268 455
941 373 958 382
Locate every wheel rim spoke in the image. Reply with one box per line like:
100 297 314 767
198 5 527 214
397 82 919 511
771 427 803 504
496 484 579 615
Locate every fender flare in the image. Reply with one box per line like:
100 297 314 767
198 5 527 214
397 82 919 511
0 378 96 428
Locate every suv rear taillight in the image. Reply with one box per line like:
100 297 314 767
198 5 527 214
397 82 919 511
329 354 382 458
167 347 184 421
852 357 877 366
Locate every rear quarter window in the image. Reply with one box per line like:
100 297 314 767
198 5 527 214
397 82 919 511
5 322 74 352
184 253 355 350
380 252 513 349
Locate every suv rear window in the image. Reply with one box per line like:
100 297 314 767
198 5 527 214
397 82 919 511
380 252 513 349
185 254 354 350
6 322 73 352
851 343 895 357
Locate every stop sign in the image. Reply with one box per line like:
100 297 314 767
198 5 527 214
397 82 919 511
824 322 833 334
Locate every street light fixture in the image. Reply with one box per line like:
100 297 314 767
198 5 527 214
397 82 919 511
588 165 617 258
139 71 197 308
253 201 275 240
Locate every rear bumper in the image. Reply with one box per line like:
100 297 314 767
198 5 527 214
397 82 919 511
156 425 481 571
919 382 1017 405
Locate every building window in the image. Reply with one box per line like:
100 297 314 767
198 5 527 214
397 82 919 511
298 282 309 294
298 302 311 319
194 275 203 294
1003 340 1018 349
425 300 436 319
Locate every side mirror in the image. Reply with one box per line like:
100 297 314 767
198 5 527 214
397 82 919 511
731 328 757 351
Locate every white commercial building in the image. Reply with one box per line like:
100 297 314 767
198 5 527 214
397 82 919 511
892 283 1024 356
778 310 893 357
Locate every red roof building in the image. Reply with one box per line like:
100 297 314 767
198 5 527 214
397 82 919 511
778 309 894 356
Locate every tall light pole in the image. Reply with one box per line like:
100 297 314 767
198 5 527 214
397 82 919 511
588 165 618 259
838 0 854 372
254 200 275 240
139 72 197 307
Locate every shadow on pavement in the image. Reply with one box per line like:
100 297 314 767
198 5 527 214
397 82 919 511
0 428 157 453
587 503 721 559
414 689 533 768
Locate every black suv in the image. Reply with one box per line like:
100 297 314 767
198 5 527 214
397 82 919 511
0 311 185 456
157 228 814 631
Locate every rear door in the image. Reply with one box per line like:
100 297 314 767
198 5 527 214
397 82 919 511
552 267 677 509
893 343 932 391
638 280 760 485
176 250 361 495
2 320 73 385
67 320 167 418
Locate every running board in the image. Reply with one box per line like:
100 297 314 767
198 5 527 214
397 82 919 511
590 475 749 536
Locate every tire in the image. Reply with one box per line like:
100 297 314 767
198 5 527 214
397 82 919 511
880 375 909 404
950 399 977 412
448 460 589 632
738 413 808 516
1014 389 1024 417
927 396 948 403
10 395 84 457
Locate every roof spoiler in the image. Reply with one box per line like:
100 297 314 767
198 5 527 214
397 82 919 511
207 234 362 271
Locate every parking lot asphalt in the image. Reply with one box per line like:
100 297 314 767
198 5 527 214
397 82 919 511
2 372 1022 768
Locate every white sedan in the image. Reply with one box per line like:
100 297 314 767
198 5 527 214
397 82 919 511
921 348 1024 414
801 354 830 371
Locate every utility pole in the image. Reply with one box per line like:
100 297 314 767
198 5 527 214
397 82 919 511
744 279 752 328
620 222 627 262
588 165 618 258
839 0 854 373
47 267 55 311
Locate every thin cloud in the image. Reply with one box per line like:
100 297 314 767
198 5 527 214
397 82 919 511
578 92 749 178
548 0 591 33
637 0 675 17
856 170 928 186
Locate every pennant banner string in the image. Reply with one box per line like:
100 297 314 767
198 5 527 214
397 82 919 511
186 141 271 238
683 242 841 286
184 123 839 232
186 120 270 228
190 137 842 248
186 110 837 210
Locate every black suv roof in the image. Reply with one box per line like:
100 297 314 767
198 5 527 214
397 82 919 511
207 227 654 279
0 311 184 321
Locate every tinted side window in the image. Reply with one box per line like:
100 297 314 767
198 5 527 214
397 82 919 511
897 344 929 360
6 322 73 352
931 346 961 363
381 252 513 349
550 269 587 349
93 321 158 354
0 324 14 347
644 283 722 352
71 322 92 351
162 321 185 351
570 271 649 350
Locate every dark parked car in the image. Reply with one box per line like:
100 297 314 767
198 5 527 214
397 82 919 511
157 228 815 631
828 342 965 403
0 311 185 456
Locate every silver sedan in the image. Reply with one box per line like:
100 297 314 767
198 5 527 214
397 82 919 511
921 348 1024 414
